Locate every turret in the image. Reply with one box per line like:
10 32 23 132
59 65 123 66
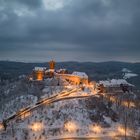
48 60 56 77
49 60 55 70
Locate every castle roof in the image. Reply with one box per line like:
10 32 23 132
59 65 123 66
34 67 46 71
72 71 88 79
99 79 134 87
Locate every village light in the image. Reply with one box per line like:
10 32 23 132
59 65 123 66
117 125 131 136
89 124 102 134
29 77 33 81
117 126 125 135
0 123 4 131
36 71 44 81
108 131 117 137
29 122 44 132
20 112 31 119
117 125 132 136
64 121 78 132
122 101 135 108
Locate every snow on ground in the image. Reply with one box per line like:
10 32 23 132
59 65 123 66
122 68 132 73
0 95 37 121
99 79 134 87
0 77 139 140
72 71 88 79
122 68 138 79
0 98 93 140
123 73 138 79
1 95 138 140
42 86 64 98
34 67 46 71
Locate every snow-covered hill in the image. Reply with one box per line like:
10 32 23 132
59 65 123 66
122 68 138 79
0 77 140 140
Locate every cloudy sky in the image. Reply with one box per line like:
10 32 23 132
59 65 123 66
0 0 140 62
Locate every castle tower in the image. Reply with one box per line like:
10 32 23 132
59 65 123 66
49 60 55 70
36 71 44 81
33 67 45 81
49 60 55 77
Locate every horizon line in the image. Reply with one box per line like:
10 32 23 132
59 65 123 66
0 60 140 64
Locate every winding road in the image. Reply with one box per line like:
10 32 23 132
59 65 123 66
0 87 97 130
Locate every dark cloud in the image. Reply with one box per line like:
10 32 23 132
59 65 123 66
0 0 140 62
3 0 42 9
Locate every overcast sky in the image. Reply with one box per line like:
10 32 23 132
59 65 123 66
0 0 140 62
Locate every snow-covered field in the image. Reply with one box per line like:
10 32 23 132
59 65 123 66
0 77 140 140
124 73 138 79
1 95 139 140
0 95 37 121
122 68 138 79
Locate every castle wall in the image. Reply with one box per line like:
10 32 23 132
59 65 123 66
33 71 44 81
55 74 88 85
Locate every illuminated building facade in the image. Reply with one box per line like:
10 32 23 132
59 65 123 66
49 60 55 70
29 60 89 85
32 67 46 81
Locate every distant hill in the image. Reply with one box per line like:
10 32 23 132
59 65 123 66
0 61 140 89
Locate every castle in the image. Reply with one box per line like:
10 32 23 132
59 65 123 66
29 60 88 85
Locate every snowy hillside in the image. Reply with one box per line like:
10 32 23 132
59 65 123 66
0 95 37 121
122 68 138 79
0 76 140 140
